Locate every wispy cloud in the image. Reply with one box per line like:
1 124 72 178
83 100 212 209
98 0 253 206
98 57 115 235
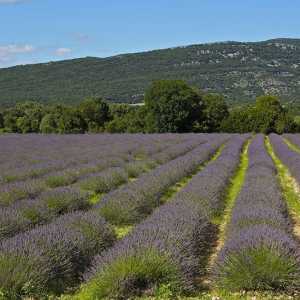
0 44 35 65
73 33 90 43
55 47 72 56
0 0 28 4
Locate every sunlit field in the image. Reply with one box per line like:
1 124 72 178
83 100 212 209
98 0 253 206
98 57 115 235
1 133 300 299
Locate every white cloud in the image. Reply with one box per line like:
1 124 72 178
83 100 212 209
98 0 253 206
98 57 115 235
0 44 35 64
55 47 72 56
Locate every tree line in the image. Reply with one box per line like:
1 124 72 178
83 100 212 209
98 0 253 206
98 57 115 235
0 80 297 134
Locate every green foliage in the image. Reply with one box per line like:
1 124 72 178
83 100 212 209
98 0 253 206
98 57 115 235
3 108 20 132
0 254 48 300
250 96 282 133
40 113 59 133
145 80 204 133
75 250 181 300
0 84 298 134
79 171 127 193
57 107 86 134
220 107 253 133
0 112 4 129
202 93 229 132
98 203 133 226
124 161 153 178
2 102 46 133
215 247 300 291
106 106 148 133
45 174 77 188
79 97 110 132
221 95 297 133
114 225 133 239
275 113 297 134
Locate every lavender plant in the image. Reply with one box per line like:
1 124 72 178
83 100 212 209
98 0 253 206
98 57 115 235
270 133 300 185
79 167 128 193
0 187 91 240
97 137 228 225
75 135 248 299
214 135 300 292
0 211 116 298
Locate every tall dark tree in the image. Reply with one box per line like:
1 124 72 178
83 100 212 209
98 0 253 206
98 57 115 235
220 107 254 133
58 108 86 134
202 93 229 132
106 106 147 133
78 97 110 132
0 112 3 129
251 95 283 133
145 80 204 133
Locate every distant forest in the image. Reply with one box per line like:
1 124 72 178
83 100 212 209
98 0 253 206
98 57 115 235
2 38 300 107
0 80 298 134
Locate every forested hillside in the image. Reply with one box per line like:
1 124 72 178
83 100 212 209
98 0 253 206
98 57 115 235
1 38 300 106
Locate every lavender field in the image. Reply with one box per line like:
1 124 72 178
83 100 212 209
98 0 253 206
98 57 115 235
1 133 300 300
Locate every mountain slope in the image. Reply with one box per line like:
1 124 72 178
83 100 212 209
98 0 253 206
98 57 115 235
1 38 300 106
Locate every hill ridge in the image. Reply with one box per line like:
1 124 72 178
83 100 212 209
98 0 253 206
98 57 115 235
1 38 300 106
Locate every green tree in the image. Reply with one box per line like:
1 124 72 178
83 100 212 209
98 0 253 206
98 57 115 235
109 103 132 118
0 112 3 128
251 95 283 133
220 95 297 133
58 108 86 134
202 93 229 132
4 102 46 133
275 113 297 134
3 106 23 132
40 113 59 133
106 106 147 133
144 80 204 133
78 97 110 132
220 107 253 133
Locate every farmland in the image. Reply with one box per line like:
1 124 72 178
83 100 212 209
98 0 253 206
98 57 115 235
1 133 300 299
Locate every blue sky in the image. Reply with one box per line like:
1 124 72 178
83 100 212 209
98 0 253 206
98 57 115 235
1 0 300 67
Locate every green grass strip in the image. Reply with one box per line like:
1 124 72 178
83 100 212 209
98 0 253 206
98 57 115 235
160 144 225 204
266 137 300 234
283 137 300 155
205 139 250 287
113 144 226 240
212 139 250 227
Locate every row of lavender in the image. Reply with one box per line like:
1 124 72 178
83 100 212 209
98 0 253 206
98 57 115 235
0 134 200 206
96 135 229 225
0 135 210 240
271 133 300 184
214 135 300 291
0 134 176 182
74 135 248 299
0 135 201 206
283 134 300 150
0 134 229 299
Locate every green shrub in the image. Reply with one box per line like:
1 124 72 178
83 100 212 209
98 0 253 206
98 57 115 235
79 169 127 194
45 173 77 188
124 161 151 178
215 246 300 291
76 250 181 300
0 254 48 300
